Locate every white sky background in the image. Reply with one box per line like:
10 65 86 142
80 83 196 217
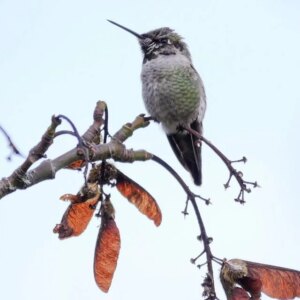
0 1 299 299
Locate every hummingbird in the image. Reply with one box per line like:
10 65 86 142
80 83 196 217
108 20 206 185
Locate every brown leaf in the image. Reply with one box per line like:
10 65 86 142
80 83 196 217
94 202 120 293
116 171 162 226
220 259 300 300
53 184 100 239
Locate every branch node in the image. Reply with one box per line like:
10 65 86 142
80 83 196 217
194 194 211 205
13 169 31 188
201 273 215 300
1 177 16 192
52 115 62 126
197 261 208 269
120 115 150 139
181 210 189 217
212 256 224 265
231 156 247 164
253 181 260 188
235 189 246 204
207 237 213 244
93 101 107 122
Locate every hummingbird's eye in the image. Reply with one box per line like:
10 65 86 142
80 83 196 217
160 37 169 44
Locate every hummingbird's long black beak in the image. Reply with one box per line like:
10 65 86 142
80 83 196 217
107 20 143 39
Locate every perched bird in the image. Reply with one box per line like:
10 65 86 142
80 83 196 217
108 20 206 185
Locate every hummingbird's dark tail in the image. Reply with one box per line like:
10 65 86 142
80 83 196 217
167 120 202 186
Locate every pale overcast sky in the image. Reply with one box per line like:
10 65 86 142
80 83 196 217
0 1 299 299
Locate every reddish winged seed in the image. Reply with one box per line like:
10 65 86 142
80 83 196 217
94 214 120 293
53 185 100 239
221 259 300 300
116 171 162 226
231 287 250 300
245 260 300 300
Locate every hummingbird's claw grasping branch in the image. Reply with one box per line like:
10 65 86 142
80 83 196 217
143 115 159 123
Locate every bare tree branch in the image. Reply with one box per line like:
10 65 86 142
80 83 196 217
0 103 152 200
151 154 217 299
0 102 262 300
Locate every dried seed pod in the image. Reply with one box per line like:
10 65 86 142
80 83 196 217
94 200 120 293
221 258 300 300
91 162 162 226
53 183 100 239
230 287 250 300
116 170 162 226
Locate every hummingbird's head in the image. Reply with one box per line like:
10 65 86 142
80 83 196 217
108 20 191 62
139 27 191 61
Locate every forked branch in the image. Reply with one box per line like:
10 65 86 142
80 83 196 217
0 104 260 300
0 103 152 199
183 126 258 203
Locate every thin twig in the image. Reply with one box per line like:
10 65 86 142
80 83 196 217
151 154 216 299
54 130 77 138
103 105 109 144
189 195 216 299
0 125 24 159
151 155 209 204
100 105 109 201
56 114 86 146
183 126 258 203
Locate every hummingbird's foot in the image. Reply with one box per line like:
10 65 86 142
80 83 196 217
143 115 159 123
